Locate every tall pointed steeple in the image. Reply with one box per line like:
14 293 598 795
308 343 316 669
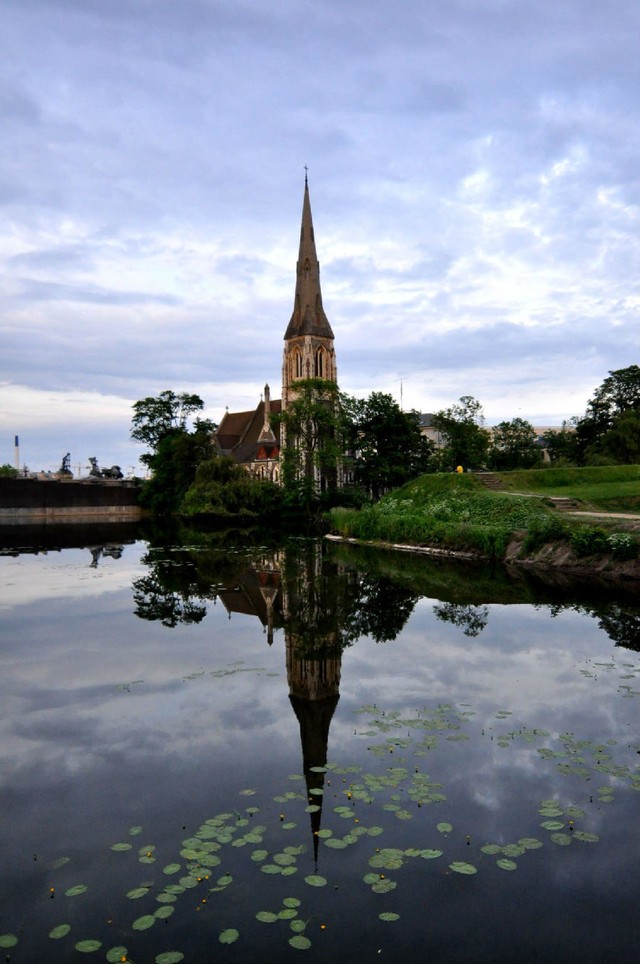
282 175 337 409
285 174 334 340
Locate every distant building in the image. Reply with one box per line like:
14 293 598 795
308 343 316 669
419 413 566 463
216 176 338 485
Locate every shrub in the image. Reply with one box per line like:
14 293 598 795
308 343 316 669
570 526 609 557
521 515 569 554
606 533 638 561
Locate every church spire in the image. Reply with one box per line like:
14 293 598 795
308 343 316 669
284 176 334 341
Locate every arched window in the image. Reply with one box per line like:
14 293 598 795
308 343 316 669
294 350 303 378
314 348 324 377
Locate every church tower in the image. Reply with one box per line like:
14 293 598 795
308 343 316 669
282 175 337 411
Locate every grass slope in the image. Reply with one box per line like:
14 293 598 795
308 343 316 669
494 465 640 511
329 472 639 563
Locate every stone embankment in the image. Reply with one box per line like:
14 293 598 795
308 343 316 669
0 477 142 522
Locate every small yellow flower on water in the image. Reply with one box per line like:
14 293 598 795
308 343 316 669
320 924 327 930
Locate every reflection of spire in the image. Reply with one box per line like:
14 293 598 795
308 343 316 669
286 636 341 865
280 540 345 861
289 689 339 866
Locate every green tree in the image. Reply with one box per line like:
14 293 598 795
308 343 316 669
0 464 18 477
488 417 541 471
138 418 217 516
431 396 491 470
576 366 640 463
131 391 216 515
182 456 282 518
542 420 579 464
344 392 433 499
274 378 346 509
131 390 206 465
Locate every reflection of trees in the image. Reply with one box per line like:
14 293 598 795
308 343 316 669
280 542 418 655
433 602 489 637
342 574 418 644
131 531 640 653
132 549 215 627
596 607 640 651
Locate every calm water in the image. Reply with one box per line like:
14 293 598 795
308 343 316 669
1 527 639 964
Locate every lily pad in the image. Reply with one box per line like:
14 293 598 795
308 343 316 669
163 863 181 875
256 911 279 923
0 935 18 948
480 844 502 855
126 887 150 899
449 861 477 875
437 822 453 833
75 940 102 953
65 884 88 897
106 948 129 963
133 915 156 931
289 935 312 949
219 929 239 944
379 912 400 921
497 859 517 871
304 874 327 887
111 842 133 852
155 954 184 964
49 924 71 940
155 906 174 920
551 833 573 847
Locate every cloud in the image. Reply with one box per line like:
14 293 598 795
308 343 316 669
0 0 638 468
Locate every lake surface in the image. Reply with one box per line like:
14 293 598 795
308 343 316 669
1 527 639 963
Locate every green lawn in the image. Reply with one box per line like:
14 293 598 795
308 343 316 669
494 465 640 511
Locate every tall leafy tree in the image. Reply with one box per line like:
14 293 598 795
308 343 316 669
275 378 346 509
344 392 433 499
576 366 640 463
431 396 491 470
131 390 206 464
542 420 579 464
488 417 541 471
131 391 216 514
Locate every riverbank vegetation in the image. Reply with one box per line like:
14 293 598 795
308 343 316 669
328 472 640 566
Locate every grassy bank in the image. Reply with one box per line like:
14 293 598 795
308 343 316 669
329 472 640 564
495 464 640 511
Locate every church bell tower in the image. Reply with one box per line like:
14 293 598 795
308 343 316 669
282 175 337 411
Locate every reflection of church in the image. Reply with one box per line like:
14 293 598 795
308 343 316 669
215 176 338 483
218 543 342 859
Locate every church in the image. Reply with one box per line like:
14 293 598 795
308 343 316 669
215 176 338 484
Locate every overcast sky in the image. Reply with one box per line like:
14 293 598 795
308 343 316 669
2 0 638 474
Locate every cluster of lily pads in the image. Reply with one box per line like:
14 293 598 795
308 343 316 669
2 684 639 960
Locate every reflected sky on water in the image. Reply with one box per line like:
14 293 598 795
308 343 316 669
1 530 639 963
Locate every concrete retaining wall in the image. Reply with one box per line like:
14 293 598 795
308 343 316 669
0 478 142 522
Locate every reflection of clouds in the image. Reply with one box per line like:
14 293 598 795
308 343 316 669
0 545 144 607
2 551 639 805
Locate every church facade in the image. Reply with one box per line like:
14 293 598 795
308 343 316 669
215 177 338 484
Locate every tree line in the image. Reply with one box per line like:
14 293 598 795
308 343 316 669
129 365 640 517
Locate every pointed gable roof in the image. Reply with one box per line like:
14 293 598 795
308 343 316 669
284 176 334 341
